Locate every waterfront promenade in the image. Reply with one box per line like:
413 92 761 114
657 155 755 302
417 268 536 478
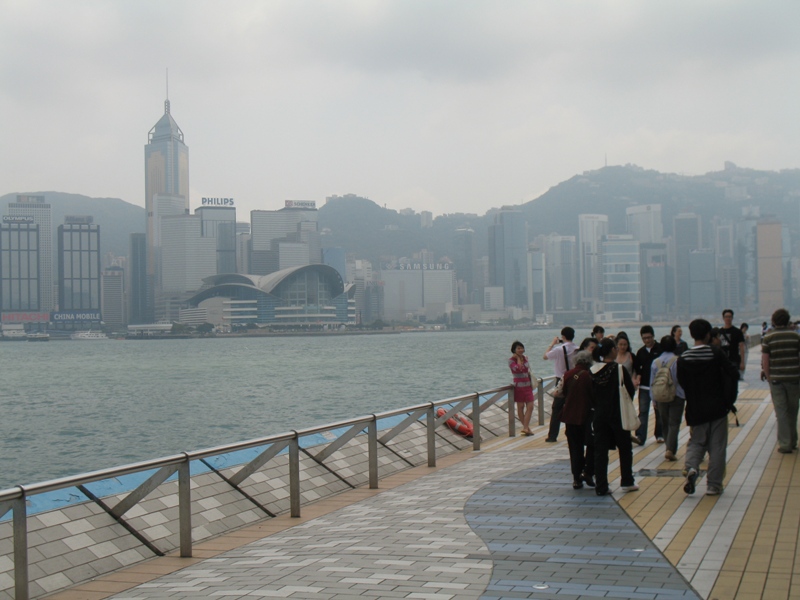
46 353 798 599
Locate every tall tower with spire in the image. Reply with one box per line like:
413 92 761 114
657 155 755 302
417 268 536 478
143 94 189 321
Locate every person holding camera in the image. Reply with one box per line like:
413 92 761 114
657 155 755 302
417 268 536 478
543 327 578 442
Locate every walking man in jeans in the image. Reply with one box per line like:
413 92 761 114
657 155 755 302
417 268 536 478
678 319 739 496
761 308 800 454
543 326 578 442
633 325 662 446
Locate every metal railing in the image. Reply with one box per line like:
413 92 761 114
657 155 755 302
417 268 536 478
0 377 558 599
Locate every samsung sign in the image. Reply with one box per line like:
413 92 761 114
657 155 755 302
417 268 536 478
285 200 316 209
201 197 235 206
52 311 102 322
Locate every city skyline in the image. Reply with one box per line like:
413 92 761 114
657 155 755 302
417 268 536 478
2 1 800 219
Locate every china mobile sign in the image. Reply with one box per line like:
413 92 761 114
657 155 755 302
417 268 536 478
52 311 102 322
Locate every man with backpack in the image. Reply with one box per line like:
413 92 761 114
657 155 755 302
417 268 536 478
650 335 685 461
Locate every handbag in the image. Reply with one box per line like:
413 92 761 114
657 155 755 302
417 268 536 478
618 364 639 431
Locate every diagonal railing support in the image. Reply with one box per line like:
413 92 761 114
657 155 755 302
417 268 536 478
228 440 290 487
111 465 179 518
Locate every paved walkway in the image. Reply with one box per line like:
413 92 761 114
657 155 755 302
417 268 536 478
48 352 800 599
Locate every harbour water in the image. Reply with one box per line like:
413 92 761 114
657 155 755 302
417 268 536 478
0 326 671 489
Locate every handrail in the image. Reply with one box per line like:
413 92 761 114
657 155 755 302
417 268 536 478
0 382 529 600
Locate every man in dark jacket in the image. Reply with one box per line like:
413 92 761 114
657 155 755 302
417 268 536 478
633 325 662 446
677 318 739 496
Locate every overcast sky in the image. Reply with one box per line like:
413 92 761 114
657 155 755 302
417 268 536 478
2 1 799 218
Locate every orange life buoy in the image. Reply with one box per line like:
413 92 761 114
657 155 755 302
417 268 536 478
437 407 474 438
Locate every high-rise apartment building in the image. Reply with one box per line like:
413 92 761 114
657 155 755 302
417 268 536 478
626 204 663 244
452 228 475 305
688 249 716 314
0 219 40 312
101 266 126 327
196 206 237 274
160 214 216 294
526 245 547 320
9 195 52 311
578 214 608 313
128 233 148 324
599 235 641 322
673 213 702 315
757 220 784 315
57 218 101 312
250 203 320 275
488 209 528 308
543 234 578 312
145 98 189 320
640 243 668 319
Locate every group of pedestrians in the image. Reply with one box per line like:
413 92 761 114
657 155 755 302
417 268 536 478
509 309 771 497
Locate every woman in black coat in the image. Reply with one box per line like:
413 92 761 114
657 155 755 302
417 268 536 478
591 338 638 496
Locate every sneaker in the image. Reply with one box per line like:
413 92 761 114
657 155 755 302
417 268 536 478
545 438 557 443
684 468 698 495
656 437 665 443
665 450 677 461
706 487 722 496
621 484 639 492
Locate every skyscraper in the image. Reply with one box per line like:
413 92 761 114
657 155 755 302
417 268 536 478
488 209 528 309
578 214 608 313
57 217 101 313
9 195 52 311
250 203 320 275
600 235 641 322
101 266 126 327
145 97 189 320
673 213 702 315
626 204 663 244
128 233 147 324
0 219 40 312
543 234 578 312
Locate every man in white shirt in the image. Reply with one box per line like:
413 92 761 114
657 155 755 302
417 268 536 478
543 326 578 442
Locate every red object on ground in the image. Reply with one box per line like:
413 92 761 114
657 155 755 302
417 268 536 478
436 407 474 438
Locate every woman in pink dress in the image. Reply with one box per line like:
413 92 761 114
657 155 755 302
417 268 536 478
509 341 535 436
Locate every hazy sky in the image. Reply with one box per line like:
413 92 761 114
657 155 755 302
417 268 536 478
2 1 799 218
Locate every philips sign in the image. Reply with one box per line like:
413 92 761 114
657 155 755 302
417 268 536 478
201 198 235 206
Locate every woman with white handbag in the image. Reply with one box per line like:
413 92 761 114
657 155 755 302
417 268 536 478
590 337 639 496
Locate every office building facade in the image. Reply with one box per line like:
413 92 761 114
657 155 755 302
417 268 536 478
673 213 702 314
0 220 40 313
640 243 668 319
688 249 717 314
488 210 528 309
626 204 663 244
145 98 190 320
250 203 320 276
128 233 148 324
101 266 126 327
8 195 52 312
578 214 608 313
57 219 101 312
599 235 641 322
